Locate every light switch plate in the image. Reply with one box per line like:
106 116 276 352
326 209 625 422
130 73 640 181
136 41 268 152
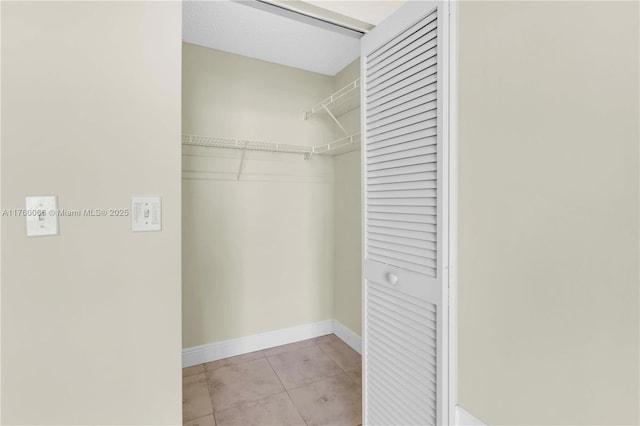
131 196 162 232
25 196 59 237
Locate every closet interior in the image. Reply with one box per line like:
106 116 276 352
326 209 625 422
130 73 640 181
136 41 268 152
181 0 364 411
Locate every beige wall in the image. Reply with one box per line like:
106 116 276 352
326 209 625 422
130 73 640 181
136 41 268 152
333 59 362 335
457 1 639 424
182 44 337 347
1 2 182 424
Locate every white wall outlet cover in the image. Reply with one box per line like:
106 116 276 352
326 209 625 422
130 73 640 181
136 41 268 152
132 196 162 232
25 196 59 237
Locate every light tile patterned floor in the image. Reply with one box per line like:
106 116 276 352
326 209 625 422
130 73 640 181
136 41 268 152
183 334 362 426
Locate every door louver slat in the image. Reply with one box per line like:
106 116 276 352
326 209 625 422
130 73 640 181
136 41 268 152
368 110 438 138
368 315 437 359
368 162 437 178
369 322 436 382
368 308 437 349
367 297 438 339
366 280 438 425
367 86 437 120
367 155 437 172
367 171 437 184
368 311 437 374
369 239 437 259
371 222 436 242
367 189 436 199
367 119 437 144
369 44 437 87
363 5 443 425
368 24 437 76
368 219 437 234
368 101 437 131
368 77 437 110
368 279 439 312
367 10 437 64
368 145 437 164
367 179 436 191
368 211 436 224
368 127 437 150
367 367 436 421
369 53 438 101
368 360 436 414
367 62 437 104
368 200 436 209
367 204 435 215
369 232 437 250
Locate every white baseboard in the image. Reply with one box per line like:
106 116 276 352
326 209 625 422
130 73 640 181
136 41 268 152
456 405 486 426
182 319 364 367
182 319 333 368
332 319 362 354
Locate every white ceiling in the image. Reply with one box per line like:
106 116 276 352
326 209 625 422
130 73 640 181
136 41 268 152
183 1 362 76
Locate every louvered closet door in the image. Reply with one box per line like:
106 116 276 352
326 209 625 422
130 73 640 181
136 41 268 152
361 2 449 425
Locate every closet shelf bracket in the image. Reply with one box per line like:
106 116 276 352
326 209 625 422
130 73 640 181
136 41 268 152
321 104 349 136
303 78 361 122
236 148 246 181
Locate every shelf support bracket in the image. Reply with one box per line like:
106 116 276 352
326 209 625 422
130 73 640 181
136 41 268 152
322 104 349 136
236 148 246 181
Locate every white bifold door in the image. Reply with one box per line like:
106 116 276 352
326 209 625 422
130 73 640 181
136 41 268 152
361 2 451 425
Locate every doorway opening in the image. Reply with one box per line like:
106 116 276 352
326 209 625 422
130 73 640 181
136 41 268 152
180 1 455 425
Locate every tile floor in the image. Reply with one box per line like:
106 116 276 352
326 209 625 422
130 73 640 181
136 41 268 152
183 334 362 426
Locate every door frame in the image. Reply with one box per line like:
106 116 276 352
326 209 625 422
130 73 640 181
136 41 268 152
447 1 458 423
360 1 458 423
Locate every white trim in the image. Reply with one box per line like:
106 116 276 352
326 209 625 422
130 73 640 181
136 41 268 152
182 319 363 368
439 1 455 424
332 320 362 354
0 2 3 421
182 319 333 368
448 0 459 423
456 405 487 426
359 27 368 426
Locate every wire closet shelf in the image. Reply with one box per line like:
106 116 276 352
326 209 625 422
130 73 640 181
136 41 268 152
181 133 360 157
182 77 362 158
304 78 361 120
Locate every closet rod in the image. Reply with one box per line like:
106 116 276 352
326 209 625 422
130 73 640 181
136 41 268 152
234 0 368 39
